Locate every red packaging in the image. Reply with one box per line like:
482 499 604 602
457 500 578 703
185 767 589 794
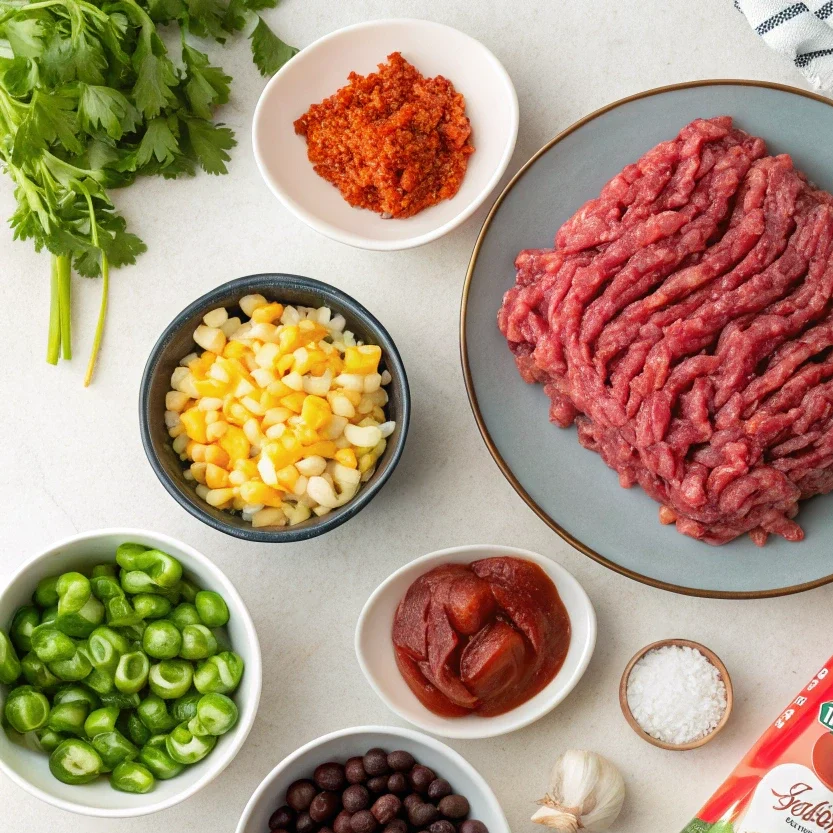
683 656 833 832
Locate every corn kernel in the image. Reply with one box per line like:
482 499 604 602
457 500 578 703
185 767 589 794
301 395 331 431
335 448 358 468
205 444 230 468
280 391 306 414
239 294 268 317
240 480 284 507
206 421 229 442
219 426 250 461
205 488 235 507
190 462 207 484
252 302 284 324
276 465 300 491
205 463 229 489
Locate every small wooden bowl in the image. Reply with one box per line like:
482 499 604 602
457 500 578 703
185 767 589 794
619 638 734 751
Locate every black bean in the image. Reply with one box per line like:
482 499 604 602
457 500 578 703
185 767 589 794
350 810 378 833
382 821 407 833
315 763 347 792
296 812 318 833
371 795 401 825
366 776 388 795
386 750 415 772
438 796 469 820
363 748 389 777
403 794 422 812
387 773 408 794
409 766 435 794
408 804 440 828
429 823 455 833
427 779 452 802
288 781 319 812
310 792 340 823
458 822 488 833
343 785 371 813
345 757 367 784
334 811 353 833
270 806 296 830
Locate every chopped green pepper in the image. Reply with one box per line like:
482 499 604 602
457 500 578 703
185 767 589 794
149 659 193 699
10 606 40 653
49 738 103 784
194 651 244 695
91 730 138 770
4 685 50 732
143 621 182 660
179 625 218 661
166 722 216 764
0 629 22 684
111 760 155 793
133 595 172 620
137 694 177 733
139 734 184 780
195 591 229 628
114 651 150 694
84 706 119 738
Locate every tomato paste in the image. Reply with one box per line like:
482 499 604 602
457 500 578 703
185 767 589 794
682 655 833 832
391 557 571 718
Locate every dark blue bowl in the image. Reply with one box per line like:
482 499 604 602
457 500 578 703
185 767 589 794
139 274 410 542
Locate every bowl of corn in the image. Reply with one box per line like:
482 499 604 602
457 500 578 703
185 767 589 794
140 274 410 541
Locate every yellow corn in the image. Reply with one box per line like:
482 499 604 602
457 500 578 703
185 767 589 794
344 345 381 375
301 396 331 431
335 448 358 469
240 480 284 507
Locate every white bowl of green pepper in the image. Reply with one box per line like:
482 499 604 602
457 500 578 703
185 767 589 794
0 528 262 817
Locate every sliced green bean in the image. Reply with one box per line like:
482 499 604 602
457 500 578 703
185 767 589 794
49 738 103 784
84 667 115 696
40 606 58 626
179 625 217 661
178 579 200 604
125 712 152 747
148 659 193 699
114 651 149 694
36 727 67 754
111 760 155 793
88 626 129 672
31 626 76 664
0 630 21 684
137 694 177 733
194 651 244 695
20 652 61 690
142 620 182 660
10 606 39 653
169 603 202 630
48 647 92 682
52 684 100 711
190 693 238 736
195 591 229 628
90 575 124 601
84 706 119 738
34 576 59 609
165 722 216 764
4 686 50 732
116 546 182 589
54 595 105 638
91 564 117 579
47 701 89 736
139 735 184 780
104 596 141 628
133 594 172 620
171 691 202 723
99 691 141 710
91 730 138 770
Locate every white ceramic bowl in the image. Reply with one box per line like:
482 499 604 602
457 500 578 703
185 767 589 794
252 18 519 250
235 725 510 833
0 528 262 817
355 545 596 739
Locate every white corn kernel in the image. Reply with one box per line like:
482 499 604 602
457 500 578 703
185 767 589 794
164 410 181 429
344 424 382 448
252 368 276 388
330 394 355 418
197 397 223 411
206 421 228 442
306 476 340 508
203 307 228 328
329 314 346 332
280 306 301 326
195 484 210 500
322 415 348 440
243 418 264 445
255 342 279 369
240 294 268 317
334 373 364 392
258 455 278 486
241 396 264 416
283 371 304 391
183 470 195 481
231 322 253 341
172 434 189 454
252 507 286 528
287 503 311 525
205 488 234 507
303 370 332 396
380 370 392 385
221 316 241 338
292 475 308 496
234 378 256 398
379 421 395 438
249 323 279 343
194 325 226 354
265 423 286 439
312 506 331 517
316 307 331 325
166 390 190 412
332 463 361 488
180 352 199 368
363 373 382 393
171 366 189 390
296 456 327 477
228 470 246 486
263 407 291 428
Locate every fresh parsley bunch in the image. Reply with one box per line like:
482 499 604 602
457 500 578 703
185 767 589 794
0 0 297 383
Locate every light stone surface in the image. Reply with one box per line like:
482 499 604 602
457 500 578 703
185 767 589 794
1 1 830 830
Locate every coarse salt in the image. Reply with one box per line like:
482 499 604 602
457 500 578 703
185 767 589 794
626 645 727 745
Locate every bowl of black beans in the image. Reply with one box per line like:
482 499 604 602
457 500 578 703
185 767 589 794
235 726 508 833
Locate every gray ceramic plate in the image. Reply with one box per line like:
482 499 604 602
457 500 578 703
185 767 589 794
461 81 833 599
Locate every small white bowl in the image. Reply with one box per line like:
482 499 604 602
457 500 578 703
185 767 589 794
0 528 262 817
235 725 510 833
252 18 519 250
355 545 597 739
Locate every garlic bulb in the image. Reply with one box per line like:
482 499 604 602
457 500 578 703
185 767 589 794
531 750 625 833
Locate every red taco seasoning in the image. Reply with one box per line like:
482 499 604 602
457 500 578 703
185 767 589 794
294 52 474 219
682 654 833 832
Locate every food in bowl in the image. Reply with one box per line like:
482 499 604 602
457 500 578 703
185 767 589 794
165 297 395 528
1 542 244 793
266 746 490 833
391 557 570 718
294 52 474 219
499 115 833 546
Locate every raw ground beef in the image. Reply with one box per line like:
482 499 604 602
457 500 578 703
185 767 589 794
498 116 833 545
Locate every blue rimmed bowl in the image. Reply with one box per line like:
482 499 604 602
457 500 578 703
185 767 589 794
140 274 410 542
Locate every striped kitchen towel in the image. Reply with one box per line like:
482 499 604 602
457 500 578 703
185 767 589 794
736 0 833 91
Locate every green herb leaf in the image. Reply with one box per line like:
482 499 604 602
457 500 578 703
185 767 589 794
240 0 280 12
248 16 298 76
4 17 45 59
132 32 179 119
78 84 140 140
186 0 228 41
12 90 83 165
42 27 108 86
1 56 40 96
183 44 231 119
184 117 236 175
136 116 180 167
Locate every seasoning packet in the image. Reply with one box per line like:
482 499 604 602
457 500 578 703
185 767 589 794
681 654 833 832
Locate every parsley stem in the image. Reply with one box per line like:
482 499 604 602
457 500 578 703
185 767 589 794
47 255 60 365
84 252 108 387
57 254 71 360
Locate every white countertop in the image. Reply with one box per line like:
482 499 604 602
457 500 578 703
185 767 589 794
1 1 831 830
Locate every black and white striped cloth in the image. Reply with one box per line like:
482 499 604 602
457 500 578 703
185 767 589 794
736 0 833 91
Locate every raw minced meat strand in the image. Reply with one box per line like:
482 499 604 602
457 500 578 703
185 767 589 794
498 115 833 545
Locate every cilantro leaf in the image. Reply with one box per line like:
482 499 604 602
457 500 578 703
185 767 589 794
184 117 236 175
1 56 39 97
249 15 298 76
41 26 107 85
78 84 140 140
132 31 179 119
98 214 147 267
136 116 180 167
222 0 248 33
240 0 280 12
183 44 231 119
186 0 228 41
11 90 83 165
144 0 186 23
3 17 45 59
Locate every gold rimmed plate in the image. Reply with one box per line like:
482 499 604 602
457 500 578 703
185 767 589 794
461 80 833 599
